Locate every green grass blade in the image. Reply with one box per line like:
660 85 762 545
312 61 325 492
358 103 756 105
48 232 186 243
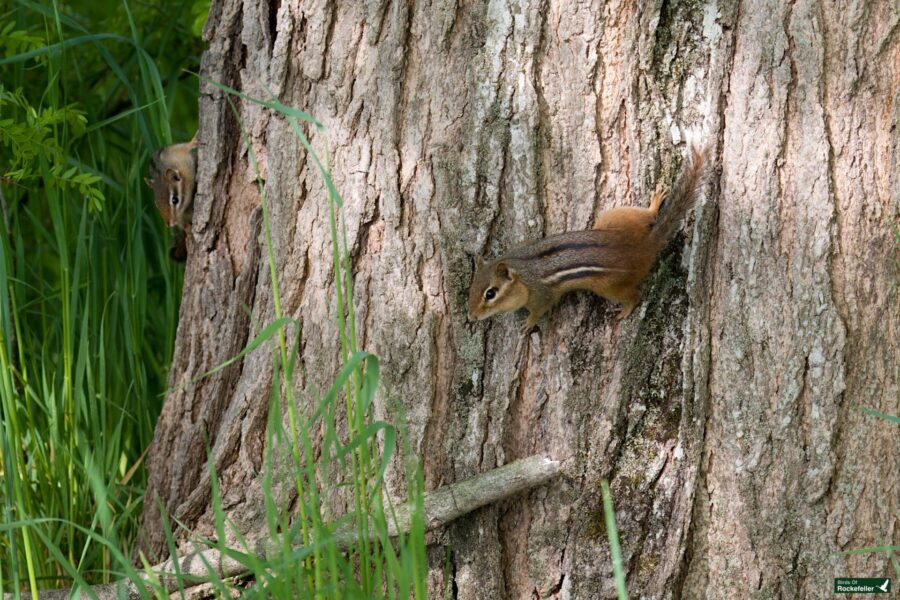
601 480 628 600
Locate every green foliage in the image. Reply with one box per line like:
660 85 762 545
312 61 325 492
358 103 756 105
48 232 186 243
842 544 900 581
0 87 104 211
0 0 204 594
0 20 45 57
0 1 427 597
601 480 629 600
858 406 900 424
189 0 210 37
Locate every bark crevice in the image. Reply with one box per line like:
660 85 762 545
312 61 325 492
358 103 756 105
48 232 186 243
139 1 900 597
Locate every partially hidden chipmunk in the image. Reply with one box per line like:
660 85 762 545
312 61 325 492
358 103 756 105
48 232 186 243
467 145 709 333
146 133 197 261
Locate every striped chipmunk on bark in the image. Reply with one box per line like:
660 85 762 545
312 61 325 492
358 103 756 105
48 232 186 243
145 133 198 261
467 145 709 334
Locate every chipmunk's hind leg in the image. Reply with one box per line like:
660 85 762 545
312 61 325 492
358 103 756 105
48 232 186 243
582 277 640 319
615 288 641 319
600 284 641 319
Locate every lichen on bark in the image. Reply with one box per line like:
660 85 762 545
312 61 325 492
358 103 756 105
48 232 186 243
139 1 900 598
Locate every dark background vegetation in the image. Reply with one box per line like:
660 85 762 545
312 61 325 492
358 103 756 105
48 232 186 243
1 4 430 597
1 0 206 588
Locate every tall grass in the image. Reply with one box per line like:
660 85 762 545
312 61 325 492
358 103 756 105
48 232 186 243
1 0 198 594
601 480 628 600
1 1 427 597
168 86 429 598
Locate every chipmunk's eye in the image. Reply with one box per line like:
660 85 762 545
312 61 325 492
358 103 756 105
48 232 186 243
484 288 497 301
170 190 180 206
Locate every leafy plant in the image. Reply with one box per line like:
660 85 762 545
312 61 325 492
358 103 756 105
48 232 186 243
0 87 104 210
0 1 427 597
0 0 202 595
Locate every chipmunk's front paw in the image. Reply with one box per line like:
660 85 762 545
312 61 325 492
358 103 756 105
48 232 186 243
520 315 543 336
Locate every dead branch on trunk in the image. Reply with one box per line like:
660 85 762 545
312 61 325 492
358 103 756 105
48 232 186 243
17 455 561 600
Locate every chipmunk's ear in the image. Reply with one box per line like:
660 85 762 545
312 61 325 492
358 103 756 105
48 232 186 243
165 168 182 184
495 261 517 281
144 177 152 188
475 255 484 270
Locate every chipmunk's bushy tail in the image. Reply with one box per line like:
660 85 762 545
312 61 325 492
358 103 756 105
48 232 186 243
651 145 710 247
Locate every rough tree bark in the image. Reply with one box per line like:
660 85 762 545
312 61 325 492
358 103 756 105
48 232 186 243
139 1 899 598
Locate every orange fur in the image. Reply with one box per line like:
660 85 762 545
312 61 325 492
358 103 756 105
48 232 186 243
468 147 708 332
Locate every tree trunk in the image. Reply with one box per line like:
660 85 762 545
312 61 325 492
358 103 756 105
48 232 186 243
139 1 900 598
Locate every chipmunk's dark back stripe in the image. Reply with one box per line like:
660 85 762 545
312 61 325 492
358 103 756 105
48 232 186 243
531 241 607 260
506 233 613 260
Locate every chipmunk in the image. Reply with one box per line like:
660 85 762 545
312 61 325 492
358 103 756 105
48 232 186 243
467 145 708 333
146 133 197 261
